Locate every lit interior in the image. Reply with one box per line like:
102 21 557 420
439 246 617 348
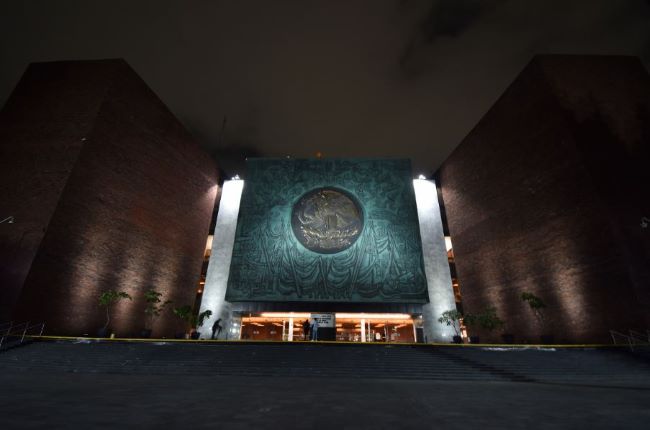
240 312 419 343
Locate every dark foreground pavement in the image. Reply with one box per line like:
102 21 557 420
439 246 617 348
1 372 650 429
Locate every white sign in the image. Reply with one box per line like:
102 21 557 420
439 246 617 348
311 313 335 328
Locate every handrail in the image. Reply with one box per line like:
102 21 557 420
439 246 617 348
0 321 45 349
629 330 650 343
610 330 633 350
1 321 13 336
610 329 650 351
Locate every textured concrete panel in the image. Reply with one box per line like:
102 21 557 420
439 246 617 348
413 179 457 342
226 158 427 303
198 179 244 339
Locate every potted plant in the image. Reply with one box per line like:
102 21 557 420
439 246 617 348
172 306 212 339
464 307 505 343
141 289 172 338
463 313 480 343
172 305 193 338
437 309 464 343
98 290 132 338
521 292 552 343
191 309 212 339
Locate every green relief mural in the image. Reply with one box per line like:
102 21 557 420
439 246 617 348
225 158 428 303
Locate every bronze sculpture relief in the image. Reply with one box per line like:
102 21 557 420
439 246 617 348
291 188 363 254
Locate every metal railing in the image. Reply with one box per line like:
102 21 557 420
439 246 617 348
0 321 45 350
609 329 650 351
628 330 650 343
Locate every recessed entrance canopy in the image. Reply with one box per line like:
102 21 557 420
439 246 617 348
258 312 412 320
240 312 420 343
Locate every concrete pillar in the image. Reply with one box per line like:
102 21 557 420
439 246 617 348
198 179 244 339
413 179 458 343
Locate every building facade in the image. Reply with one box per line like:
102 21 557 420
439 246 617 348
198 158 458 343
1 55 647 343
0 60 219 336
436 55 650 343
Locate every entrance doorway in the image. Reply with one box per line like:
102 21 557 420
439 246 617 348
239 312 419 343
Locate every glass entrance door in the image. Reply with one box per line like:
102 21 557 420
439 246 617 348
240 313 418 343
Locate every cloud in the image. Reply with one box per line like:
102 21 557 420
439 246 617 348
399 0 503 75
1 0 649 175
422 0 492 40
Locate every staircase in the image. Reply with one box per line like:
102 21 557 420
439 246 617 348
1 340 649 387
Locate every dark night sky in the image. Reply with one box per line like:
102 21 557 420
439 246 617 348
1 0 649 176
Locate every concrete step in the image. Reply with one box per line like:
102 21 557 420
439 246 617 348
1 340 649 386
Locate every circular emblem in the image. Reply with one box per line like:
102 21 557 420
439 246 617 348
291 188 363 254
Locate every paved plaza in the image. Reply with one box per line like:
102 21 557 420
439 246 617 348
1 371 649 429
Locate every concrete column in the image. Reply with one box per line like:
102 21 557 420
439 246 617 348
361 318 366 342
198 179 244 339
288 317 294 341
413 179 458 343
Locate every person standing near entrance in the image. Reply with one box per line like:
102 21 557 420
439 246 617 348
302 319 310 341
311 318 319 341
211 318 222 340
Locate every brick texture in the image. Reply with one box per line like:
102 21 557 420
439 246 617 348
3 60 219 336
0 62 112 320
437 55 650 343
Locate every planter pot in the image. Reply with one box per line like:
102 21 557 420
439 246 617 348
540 334 555 344
501 334 515 344
97 327 111 338
469 335 480 344
140 329 152 338
190 332 201 340
452 335 463 344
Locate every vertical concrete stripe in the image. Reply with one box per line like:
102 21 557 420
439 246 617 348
413 179 458 343
198 179 244 339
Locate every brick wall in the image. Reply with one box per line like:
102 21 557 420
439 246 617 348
6 60 219 336
0 62 113 320
437 56 650 343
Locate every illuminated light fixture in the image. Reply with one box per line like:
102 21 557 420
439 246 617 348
197 289 203 294
260 312 311 319
258 312 413 320
418 174 426 180
445 236 453 252
204 235 213 252
0 216 14 224
231 174 241 180
335 313 412 320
